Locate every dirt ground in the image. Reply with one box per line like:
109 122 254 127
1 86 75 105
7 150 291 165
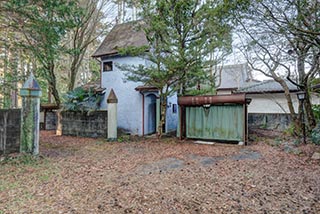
0 131 320 214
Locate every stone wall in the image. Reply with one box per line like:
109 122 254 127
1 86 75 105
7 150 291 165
46 111 57 130
248 113 292 131
61 111 108 138
0 109 21 154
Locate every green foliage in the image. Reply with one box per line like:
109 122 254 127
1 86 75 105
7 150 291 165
117 135 130 143
1 154 39 166
120 0 238 137
184 88 214 96
284 124 296 136
312 104 320 122
3 0 83 106
62 86 104 112
118 45 149 56
121 0 238 136
311 124 320 145
89 59 101 82
126 0 235 94
0 43 24 108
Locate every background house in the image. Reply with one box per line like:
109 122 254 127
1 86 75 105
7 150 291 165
216 63 259 95
236 80 300 114
215 63 320 130
92 21 178 136
236 79 320 130
235 80 299 130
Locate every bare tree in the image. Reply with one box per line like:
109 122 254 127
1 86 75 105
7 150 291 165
65 0 114 91
236 0 320 133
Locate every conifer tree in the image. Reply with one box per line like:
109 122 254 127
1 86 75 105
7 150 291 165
123 0 237 137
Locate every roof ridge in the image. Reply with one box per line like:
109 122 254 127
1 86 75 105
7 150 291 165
238 79 273 91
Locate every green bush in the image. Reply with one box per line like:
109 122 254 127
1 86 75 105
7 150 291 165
63 87 104 112
312 104 320 122
311 124 320 145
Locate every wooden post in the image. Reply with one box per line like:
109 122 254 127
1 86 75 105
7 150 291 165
20 73 41 155
56 110 62 136
107 89 118 141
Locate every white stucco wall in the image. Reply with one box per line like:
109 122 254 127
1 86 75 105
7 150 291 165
217 89 233 95
100 56 146 135
100 55 179 135
246 93 320 114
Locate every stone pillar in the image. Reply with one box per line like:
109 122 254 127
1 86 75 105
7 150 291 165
107 89 118 141
20 73 41 155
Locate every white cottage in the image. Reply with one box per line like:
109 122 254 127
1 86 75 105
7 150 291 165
92 21 178 136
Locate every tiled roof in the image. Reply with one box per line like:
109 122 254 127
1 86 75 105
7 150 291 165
92 20 148 57
235 79 299 93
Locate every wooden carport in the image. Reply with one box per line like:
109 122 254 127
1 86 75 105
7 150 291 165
178 94 251 144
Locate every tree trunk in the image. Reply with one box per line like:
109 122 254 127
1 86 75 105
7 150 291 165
46 62 60 107
304 86 316 130
68 57 78 91
274 77 300 135
297 53 316 131
157 94 167 139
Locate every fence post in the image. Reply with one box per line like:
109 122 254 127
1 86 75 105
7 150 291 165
56 110 62 136
107 89 118 141
20 73 41 155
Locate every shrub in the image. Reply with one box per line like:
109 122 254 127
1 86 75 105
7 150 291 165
312 104 320 122
63 86 104 112
311 124 320 145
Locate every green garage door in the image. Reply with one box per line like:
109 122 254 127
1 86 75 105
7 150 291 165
186 105 244 141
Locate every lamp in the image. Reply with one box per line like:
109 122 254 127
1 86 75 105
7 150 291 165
203 104 210 108
246 98 252 105
297 91 306 101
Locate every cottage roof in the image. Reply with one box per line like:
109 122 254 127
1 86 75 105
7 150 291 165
235 79 299 94
92 21 148 58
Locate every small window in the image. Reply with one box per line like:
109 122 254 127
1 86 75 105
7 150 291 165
103 61 113 72
172 104 177 114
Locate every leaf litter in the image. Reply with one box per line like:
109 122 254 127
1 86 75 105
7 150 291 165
0 131 319 213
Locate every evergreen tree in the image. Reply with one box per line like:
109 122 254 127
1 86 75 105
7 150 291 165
122 0 236 137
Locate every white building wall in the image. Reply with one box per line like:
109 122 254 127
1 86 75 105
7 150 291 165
246 93 299 114
246 93 320 114
100 55 179 135
100 56 145 135
217 89 232 95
